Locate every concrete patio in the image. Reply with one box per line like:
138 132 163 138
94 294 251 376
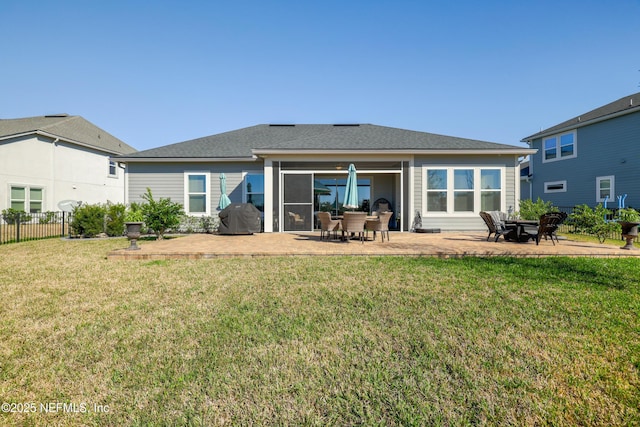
107 231 640 260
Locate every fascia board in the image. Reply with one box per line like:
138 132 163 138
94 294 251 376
253 149 537 156
114 156 258 163
0 130 124 155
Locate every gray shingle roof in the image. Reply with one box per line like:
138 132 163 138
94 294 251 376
118 124 525 160
0 114 136 155
522 92 640 141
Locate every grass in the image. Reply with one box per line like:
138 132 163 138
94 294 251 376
0 238 639 426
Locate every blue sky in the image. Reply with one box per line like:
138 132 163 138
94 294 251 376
1 0 639 151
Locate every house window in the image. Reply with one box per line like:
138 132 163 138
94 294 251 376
543 132 576 163
244 173 264 212
109 160 117 177
480 169 502 211
596 176 614 203
10 186 43 213
426 169 447 212
454 169 474 212
184 172 210 215
544 180 567 193
424 167 503 214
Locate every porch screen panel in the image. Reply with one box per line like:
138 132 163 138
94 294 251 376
283 173 313 231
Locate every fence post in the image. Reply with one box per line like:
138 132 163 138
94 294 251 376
62 211 67 238
16 212 21 243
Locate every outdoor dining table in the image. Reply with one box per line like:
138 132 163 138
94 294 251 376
504 219 539 242
335 214 380 241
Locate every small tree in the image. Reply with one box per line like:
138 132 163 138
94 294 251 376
569 204 620 243
517 197 557 220
140 188 184 240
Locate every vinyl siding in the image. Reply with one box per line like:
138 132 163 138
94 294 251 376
413 155 519 230
529 111 640 208
127 162 263 213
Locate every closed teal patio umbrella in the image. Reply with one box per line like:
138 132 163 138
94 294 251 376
342 163 359 210
218 173 231 210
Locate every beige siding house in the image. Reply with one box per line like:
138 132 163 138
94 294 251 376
116 124 534 232
0 114 136 213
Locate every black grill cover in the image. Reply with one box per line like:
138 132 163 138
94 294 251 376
218 203 262 234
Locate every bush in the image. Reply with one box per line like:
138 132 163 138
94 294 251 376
39 211 57 224
124 202 145 223
570 204 605 233
105 202 126 236
140 188 184 240
517 198 557 220
1 208 32 224
178 215 219 233
569 204 620 243
71 204 107 237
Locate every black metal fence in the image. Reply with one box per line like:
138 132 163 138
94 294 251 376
0 211 72 245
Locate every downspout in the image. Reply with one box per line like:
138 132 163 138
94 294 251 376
118 161 127 204
52 138 59 210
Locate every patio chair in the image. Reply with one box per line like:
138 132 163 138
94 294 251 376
366 211 393 242
287 212 305 230
479 211 510 242
341 212 367 243
317 211 340 241
525 213 565 245
480 211 508 242
371 198 392 214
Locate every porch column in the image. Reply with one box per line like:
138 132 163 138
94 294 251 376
263 159 273 232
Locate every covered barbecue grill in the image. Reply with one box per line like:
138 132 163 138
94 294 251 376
218 203 262 235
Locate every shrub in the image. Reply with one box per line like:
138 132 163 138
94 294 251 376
124 202 145 223
570 204 605 233
39 211 57 224
1 208 32 224
105 202 126 236
617 207 640 223
569 204 620 243
71 204 107 237
140 188 184 240
178 215 219 233
517 198 557 220
591 221 622 244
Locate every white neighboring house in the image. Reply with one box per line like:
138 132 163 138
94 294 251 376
0 114 136 214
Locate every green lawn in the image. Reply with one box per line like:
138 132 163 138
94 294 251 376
1 238 639 426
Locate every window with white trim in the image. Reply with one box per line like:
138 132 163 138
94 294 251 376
596 175 614 203
544 180 567 193
10 186 43 213
109 160 117 177
543 131 576 163
424 167 503 214
184 172 210 215
244 173 264 212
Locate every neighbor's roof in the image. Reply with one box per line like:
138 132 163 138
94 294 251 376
522 92 640 142
0 114 136 155
116 124 532 161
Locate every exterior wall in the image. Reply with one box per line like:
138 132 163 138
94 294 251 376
413 154 520 231
0 135 126 212
126 155 522 232
126 161 262 214
529 111 640 209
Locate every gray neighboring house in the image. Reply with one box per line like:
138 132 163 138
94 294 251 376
522 92 640 209
0 114 136 213
115 124 534 232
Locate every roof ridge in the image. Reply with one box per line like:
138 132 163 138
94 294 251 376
39 114 78 130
